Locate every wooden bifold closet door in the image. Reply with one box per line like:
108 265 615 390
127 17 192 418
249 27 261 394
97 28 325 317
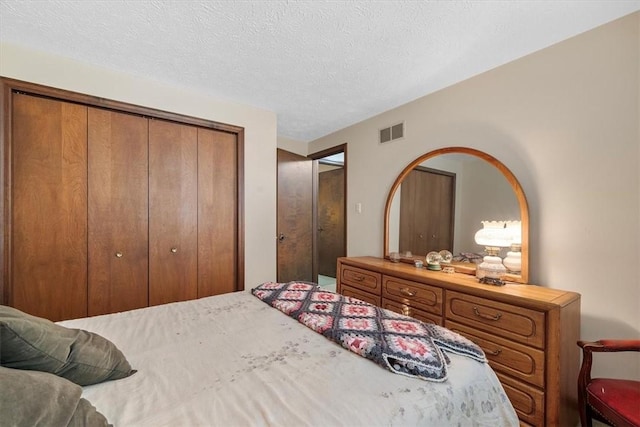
148 121 239 305
6 83 242 322
197 128 238 297
88 108 149 316
148 120 198 306
11 94 88 321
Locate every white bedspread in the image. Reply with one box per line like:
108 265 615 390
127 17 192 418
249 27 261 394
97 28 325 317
60 291 518 426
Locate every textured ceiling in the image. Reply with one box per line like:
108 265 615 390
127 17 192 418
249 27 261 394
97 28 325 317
1 1 639 142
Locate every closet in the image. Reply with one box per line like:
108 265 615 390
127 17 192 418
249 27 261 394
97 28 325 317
2 79 243 321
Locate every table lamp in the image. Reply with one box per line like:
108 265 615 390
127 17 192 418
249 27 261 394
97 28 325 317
474 221 511 285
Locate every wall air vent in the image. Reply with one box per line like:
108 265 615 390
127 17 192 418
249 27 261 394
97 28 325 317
379 122 405 144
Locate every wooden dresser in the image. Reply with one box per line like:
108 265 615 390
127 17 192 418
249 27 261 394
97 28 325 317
337 256 580 427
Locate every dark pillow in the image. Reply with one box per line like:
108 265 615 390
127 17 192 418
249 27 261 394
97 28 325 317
0 305 135 386
68 398 113 427
0 366 111 426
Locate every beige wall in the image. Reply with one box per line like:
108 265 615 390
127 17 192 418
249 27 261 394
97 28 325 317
277 135 307 156
310 12 640 380
0 43 278 288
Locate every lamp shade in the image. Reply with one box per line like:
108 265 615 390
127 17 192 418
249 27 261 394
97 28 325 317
474 221 511 248
504 220 522 245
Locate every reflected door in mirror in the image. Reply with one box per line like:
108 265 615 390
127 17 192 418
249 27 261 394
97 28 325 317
399 168 455 257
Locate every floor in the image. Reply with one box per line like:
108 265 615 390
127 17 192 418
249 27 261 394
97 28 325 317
317 275 336 293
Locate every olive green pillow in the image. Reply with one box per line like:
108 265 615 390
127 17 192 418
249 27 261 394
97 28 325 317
0 366 111 427
0 305 135 386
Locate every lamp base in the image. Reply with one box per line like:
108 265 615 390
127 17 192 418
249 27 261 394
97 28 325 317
479 276 505 286
476 253 507 285
503 246 522 274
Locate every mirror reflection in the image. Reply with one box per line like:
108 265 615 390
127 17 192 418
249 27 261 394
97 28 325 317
384 147 529 283
388 154 520 257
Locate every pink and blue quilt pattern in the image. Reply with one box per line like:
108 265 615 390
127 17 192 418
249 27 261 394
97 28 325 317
252 281 486 382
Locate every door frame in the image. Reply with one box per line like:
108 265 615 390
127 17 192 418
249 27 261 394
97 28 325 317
308 144 347 282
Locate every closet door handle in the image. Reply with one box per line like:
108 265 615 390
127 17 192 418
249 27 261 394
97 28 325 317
473 306 502 321
170 247 178 254
115 251 123 258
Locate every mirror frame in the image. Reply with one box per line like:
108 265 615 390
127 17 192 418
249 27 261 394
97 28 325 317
383 147 530 283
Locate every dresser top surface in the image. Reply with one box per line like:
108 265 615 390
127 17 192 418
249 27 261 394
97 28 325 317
339 256 580 309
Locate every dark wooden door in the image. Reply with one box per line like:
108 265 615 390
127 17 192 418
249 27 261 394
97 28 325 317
399 168 455 256
87 108 149 316
11 93 88 321
149 120 198 306
277 149 313 282
197 128 238 297
318 167 345 277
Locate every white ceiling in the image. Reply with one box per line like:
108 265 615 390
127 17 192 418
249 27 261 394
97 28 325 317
1 1 639 142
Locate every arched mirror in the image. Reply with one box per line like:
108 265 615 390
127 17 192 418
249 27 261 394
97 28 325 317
384 147 529 283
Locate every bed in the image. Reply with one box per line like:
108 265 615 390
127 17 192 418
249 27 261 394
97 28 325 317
3 284 518 426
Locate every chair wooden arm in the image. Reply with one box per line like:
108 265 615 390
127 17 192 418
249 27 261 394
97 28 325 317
578 339 640 353
578 340 640 385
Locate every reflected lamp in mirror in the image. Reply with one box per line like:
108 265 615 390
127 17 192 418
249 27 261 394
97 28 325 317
474 221 511 285
503 221 522 274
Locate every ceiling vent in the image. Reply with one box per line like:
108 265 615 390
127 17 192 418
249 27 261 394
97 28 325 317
379 122 404 144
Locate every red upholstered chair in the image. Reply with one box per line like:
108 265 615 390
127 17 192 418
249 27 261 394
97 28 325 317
577 340 640 427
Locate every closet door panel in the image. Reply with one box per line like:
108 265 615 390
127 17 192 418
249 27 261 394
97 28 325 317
88 108 149 316
11 94 88 321
197 129 238 297
149 120 198 306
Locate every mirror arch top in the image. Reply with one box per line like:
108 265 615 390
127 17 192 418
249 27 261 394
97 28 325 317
383 146 530 283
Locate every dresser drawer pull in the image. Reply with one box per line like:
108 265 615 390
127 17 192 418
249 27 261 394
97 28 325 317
485 348 502 356
352 274 365 281
400 287 417 297
473 306 502 321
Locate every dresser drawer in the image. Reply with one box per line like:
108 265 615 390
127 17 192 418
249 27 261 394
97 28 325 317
382 298 442 325
341 284 381 306
340 265 381 294
496 372 545 427
445 291 545 349
382 275 443 316
446 320 544 388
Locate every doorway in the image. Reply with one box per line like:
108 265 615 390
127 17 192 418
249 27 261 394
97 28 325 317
309 145 346 292
276 145 346 289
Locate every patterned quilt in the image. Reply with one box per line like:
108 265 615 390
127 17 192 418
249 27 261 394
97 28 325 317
252 281 486 382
